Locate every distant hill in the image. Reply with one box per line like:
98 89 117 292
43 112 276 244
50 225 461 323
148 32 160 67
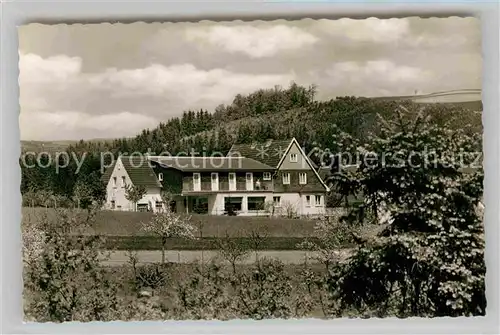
371 89 482 111
20 89 482 154
20 138 117 154
20 140 76 154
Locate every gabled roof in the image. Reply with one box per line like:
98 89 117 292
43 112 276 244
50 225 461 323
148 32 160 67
101 160 116 185
101 156 162 188
228 138 327 191
149 156 274 172
317 166 331 181
278 138 329 192
227 139 293 168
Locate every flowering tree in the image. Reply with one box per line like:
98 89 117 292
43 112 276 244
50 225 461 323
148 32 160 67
23 207 118 322
326 105 485 317
298 215 357 271
141 207 197 264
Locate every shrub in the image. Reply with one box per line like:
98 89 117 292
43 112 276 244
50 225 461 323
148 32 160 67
23 207 119 322
174 262 235 320
233 258 294 319
134 264 169 296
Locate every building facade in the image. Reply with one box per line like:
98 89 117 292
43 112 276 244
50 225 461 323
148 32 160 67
101 138 330 216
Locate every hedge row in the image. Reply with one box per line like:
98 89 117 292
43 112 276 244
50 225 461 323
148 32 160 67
93 236 333 251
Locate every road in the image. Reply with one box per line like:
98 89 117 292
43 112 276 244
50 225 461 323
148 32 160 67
100 249 353 267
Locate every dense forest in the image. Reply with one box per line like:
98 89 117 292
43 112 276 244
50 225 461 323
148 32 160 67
20 82 482 207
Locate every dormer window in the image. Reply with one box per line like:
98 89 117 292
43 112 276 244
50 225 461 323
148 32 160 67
158 172 163 181
290 153 298 162
263 172 271 180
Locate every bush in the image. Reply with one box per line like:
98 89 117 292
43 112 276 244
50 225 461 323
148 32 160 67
174 262 235 320
134 264 169 295
323 106 486 318
23 207 119 322
232 258 294 319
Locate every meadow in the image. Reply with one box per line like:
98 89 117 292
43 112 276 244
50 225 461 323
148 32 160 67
22 207 340 251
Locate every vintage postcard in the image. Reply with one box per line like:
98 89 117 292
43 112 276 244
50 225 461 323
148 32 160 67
19 17 484 322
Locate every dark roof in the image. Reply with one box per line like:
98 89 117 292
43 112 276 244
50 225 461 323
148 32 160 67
101 156 162 188
227 139 293 168
317 166 331 181
148 156 274 172
122 156 162 187
101 160 116 185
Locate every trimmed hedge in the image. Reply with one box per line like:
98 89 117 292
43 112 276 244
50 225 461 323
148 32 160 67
82 236 332 251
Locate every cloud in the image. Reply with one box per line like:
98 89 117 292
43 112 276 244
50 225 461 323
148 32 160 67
184 24 318 58
409 34 470 49
19 53 295 140
93 63 294 102
19 52 82 84
314 18 410 44
324 60 434 96
18 18 481 140
20 110 158 141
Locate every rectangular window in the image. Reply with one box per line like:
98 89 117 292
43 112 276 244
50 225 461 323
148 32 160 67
137 203 148 212
282 173 290 185
247 197 266 211
290 153 298 162
228 172 236 191
263 172 272 180
155 201 163 210
158 173 163 182
111 200 115 209
305 195 311 207
315 195 322 206
246 172 253 191
121 176 126 187
211 172 219 191
299 172 307 185
193 173 201 191
113 177 117 187
273 196 281 207
224 197 243 212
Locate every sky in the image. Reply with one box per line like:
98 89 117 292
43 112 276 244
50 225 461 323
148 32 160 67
18 17 481 141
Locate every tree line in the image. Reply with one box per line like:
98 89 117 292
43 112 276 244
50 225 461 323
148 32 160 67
20 82 482 207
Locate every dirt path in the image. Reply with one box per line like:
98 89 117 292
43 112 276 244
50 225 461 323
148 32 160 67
101 249 353 266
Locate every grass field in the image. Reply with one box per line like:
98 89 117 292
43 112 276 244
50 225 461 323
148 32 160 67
22 207 318 237
22 207 325 250
103 236 327 250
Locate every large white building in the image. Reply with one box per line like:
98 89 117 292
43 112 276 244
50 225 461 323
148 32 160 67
101 138 329 216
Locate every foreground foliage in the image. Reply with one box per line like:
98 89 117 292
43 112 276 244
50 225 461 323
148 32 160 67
24 206 119 322
324 106 485 317
23 103 485 321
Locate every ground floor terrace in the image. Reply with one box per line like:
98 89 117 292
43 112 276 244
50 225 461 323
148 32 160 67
169 192 326 217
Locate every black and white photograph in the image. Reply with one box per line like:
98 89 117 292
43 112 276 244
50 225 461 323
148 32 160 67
19 16 485 322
